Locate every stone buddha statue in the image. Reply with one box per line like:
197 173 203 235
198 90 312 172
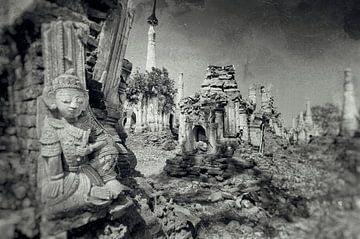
38 69 126 219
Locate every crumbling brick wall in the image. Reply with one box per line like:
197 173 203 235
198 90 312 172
14 41 44 201
0 40 43 213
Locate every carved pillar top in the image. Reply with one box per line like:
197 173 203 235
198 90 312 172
93 0 135 111
42 21 88 88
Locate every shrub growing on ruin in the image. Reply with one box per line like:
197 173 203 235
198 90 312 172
126 67 177 114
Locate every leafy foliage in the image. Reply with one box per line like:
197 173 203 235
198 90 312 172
311 103 341 135
126 67 177 114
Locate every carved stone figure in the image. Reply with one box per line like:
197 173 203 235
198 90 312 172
38 69 125 219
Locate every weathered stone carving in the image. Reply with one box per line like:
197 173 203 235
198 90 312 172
38 70 122 218
37 18 132 236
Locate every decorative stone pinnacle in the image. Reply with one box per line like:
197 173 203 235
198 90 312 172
147 0 158 26
344 67 352 81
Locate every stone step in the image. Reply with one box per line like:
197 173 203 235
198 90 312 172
87 8 107 20
87 36 99 48
89 22 102 34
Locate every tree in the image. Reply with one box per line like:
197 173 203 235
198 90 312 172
311 103 341 136
126 67 176 114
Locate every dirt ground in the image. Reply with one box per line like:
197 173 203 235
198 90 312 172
1 131 359 238
128 131 360 239
127 131 178 177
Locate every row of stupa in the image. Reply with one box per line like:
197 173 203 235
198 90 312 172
290 67 359 144
290 99 319 144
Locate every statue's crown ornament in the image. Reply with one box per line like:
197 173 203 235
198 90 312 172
52 69 86 92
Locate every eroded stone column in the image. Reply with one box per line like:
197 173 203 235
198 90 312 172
142 97 148 130
208 123 218 154
183 117 195 153
239 108 249 141
178 112 186 145
305 98 313 128
134 104 143 133
215 110 224 140
224 105 230 137
146 25 156 72
148 97 156 131
297 111 306 142
228 101 236 137
235 100 240 132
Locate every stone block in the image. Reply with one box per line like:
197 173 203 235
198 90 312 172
17 115 36 127
18 138 27 150
5 127 16 135
28 150 39 189
90 22 102 33
0 218 16 239
169 171 187 177
24 70 44 88
14 90 22 102
210 191 223 202
14 67 24 85
109 198 135 220
215 158 228 164
26 100 38 115
26 139 39 151
87 35 99 47
27 127 38 139
21 84 43 101
12 184 27 200
7 136 20 152
17 208 37 238
207 168 223 176
15 102 26 114
17 127 28 138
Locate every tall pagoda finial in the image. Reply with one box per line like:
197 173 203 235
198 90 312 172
147 0 158 26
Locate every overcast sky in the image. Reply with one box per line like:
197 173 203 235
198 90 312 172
125 0 360 125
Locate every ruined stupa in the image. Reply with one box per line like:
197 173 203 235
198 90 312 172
290 99 319 144
124 0 177 133
340 68 359 137
146 0 158 72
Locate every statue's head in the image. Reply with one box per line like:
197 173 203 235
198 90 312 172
45 69 88 120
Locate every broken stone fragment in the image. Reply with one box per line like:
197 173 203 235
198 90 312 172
209 191 223 202
11 184 27 200
5 127 16 135
221 191 234 200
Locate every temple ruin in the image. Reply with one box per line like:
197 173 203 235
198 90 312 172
165 65 284 179
1 1 360 238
